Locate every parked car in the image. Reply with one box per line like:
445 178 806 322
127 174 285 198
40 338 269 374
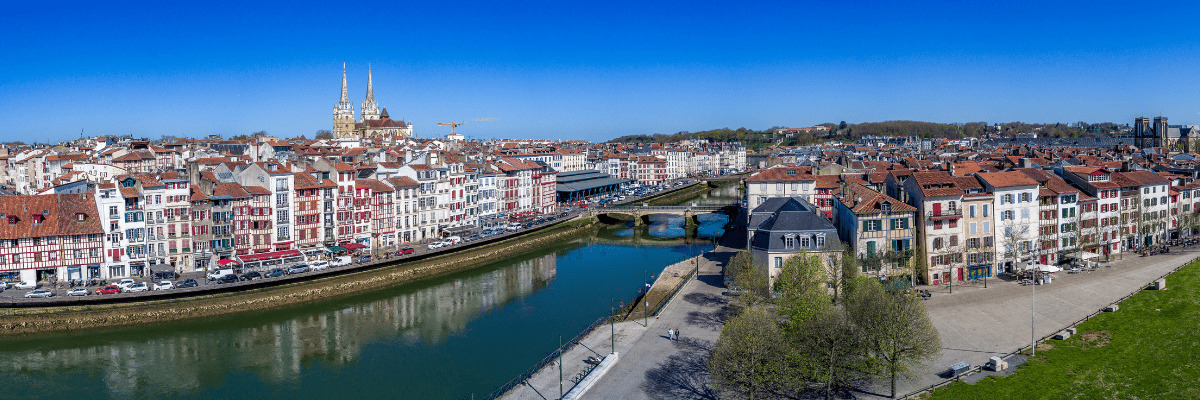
428 241 445 250
96 285 122 295
331 256 352 267
13 281 37 290
152 281 175 291
286 264 310 275
66 287 90 296
399 247 415 255
216 274 239 284
115 278 137 290
240 272 262 281
357 255 372 263
445 236 462 245
24 289 54 298
126 283 150 293
266 269 286 278
175 279 199 288
207 268 234 281
309 261 330 271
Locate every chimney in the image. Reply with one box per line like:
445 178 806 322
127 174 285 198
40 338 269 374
1020 158 1033 168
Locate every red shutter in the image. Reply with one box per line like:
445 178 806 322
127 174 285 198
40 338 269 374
932 203 942 216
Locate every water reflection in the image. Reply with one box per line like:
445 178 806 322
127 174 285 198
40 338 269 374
0 253 558 398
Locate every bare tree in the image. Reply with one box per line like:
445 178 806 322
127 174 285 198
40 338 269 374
1000 218 1036 273
847 280 940 398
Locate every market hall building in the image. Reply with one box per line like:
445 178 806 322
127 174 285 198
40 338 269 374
555 170 628 203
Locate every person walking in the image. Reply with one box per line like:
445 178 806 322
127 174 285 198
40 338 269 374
667 328 674 341
675 328 681 341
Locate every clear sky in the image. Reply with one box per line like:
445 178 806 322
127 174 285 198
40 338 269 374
3 0 1199 143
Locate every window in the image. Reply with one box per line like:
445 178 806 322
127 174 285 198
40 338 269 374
983 221 990 233
970 205 977 217
800 235 810 248
969 222 977 234
866 240 876 255
784 236 795 249
983 204 990 217
816 235 825 248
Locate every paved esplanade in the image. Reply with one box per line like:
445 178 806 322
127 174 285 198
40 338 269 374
875 248 1200 398
502 247 733 400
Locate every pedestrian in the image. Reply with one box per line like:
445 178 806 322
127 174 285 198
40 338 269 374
667 328 674 340
676 329 681 341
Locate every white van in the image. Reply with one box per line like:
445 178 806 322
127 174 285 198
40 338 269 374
445 236 462 245
206 269 234 280
331 256 352 267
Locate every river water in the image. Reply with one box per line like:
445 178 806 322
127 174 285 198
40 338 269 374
0 184 742 400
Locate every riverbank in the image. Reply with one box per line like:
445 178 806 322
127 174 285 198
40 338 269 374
0 218 603 336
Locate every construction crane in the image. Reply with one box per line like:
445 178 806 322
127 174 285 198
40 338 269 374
437 118 495 136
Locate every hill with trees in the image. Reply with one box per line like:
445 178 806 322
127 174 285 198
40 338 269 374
608 121 1129 151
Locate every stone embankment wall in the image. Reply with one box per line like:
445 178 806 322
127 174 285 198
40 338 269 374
0 220 600 336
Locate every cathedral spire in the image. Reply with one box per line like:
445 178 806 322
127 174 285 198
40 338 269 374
339 62 350 104
361 64 381 121
366 64 375 104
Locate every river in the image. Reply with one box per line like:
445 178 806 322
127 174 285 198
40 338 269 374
0 183 741 400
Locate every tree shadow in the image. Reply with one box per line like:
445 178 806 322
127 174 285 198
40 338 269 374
642 339 720 399
686 305 735 329
683 292 728 307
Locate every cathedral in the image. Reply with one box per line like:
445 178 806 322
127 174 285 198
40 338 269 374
333 64 414 139
1131 116 1200 152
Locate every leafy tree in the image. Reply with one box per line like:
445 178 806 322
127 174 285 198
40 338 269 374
846 280 940 398
725 250 769 308
708 307 788 399
314 129 333 140
775 252 832 330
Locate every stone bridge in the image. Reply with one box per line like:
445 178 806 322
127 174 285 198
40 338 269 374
591 203 737 226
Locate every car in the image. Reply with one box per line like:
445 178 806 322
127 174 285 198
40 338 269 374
96 285 122 295
206 268 234 281
152 280 175 290
286 264 309 275
66 287 90 296
239 272 262 281
216 274 239 284
265 269 286 278
399 247 415 255
115 278 137 290
357 255 372 263
175 279 199 288
428 241 445 250
13 281 36 290
445 236 462 245
24 289 54 298
468 234 483 241
309 261 329 271
125 283 149 293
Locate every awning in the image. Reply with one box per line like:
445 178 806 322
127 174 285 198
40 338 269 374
218 259 240 265
326 246 348 253
1035 264 1062 273
238 249 303 262
1080 252 1100 260
340 243 367 250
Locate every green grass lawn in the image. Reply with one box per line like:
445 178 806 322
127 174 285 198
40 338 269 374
928 260 1200 400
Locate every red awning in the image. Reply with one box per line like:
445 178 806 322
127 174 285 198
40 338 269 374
238 249 303 262
217 259 240 265
340 242 367 250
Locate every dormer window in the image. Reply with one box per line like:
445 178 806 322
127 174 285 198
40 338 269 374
33 214 44 225
6 216 15 225
881 201 892 215
76 213 86 221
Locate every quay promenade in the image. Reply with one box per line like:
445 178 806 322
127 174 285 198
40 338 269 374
503 245 1200 399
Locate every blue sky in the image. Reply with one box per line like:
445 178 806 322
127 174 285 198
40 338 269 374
3 0 1199 143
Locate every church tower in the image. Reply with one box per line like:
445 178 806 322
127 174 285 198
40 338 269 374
361 65 381 122
333 63 356 138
